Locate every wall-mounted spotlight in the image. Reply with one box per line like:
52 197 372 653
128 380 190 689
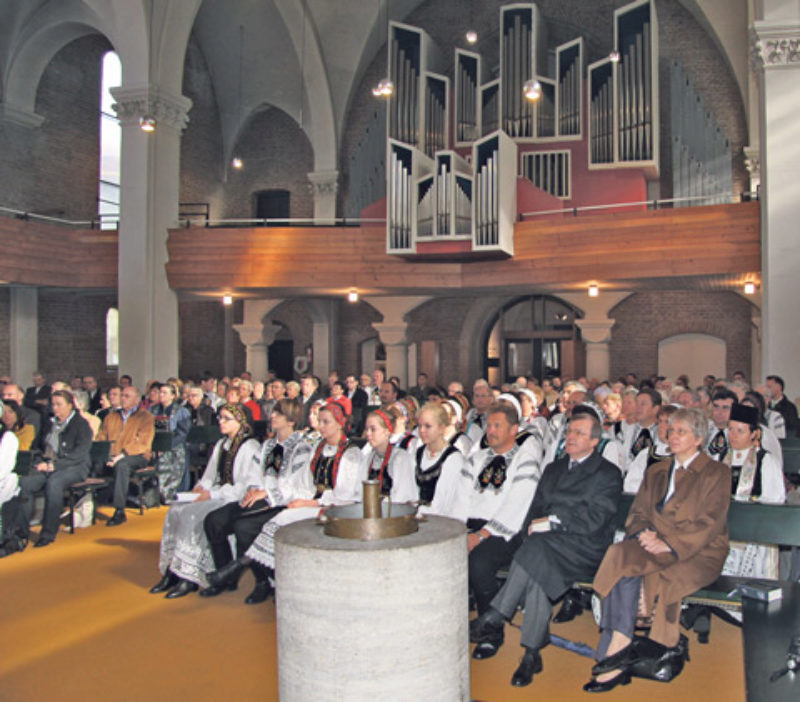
222 295 233 306
744 281 756 295
347 289 359 303
466 29 478 44
372 78 394 97
588 284 599 298
139 115 156 132
231 157 244 170
609 51 621 63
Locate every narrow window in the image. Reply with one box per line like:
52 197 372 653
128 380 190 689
99 51 121 229
106 307 119 367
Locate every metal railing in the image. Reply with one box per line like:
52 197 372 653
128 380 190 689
519 192 758 220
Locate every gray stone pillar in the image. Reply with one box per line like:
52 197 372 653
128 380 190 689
275 517 469 701
752 11 800 393
112 86 191 387
9 287 38 385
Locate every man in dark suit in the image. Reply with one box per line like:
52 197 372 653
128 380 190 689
18 389 93 547
408 372 430 404
299 374 323 429
83 375 103 414
766 374 799 434
470 408 622 688
24 371 51 415
344 374 368 435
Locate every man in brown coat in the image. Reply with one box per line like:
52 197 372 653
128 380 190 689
585 407 730 692
97 385 155 526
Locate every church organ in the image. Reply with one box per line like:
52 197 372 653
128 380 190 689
376 0 717 257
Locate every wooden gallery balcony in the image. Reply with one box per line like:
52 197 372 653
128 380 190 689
166 202 760 296
0 202 760 296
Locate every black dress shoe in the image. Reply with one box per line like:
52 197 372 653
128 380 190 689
244 580 273 604
149 571 179 594
592 642 640 675
583 670 632 693
207 559 246 588
165 579 198 599
106 510 127 527
472 642 501 660
469 608 505 644
511 648 543 687
552 591 584 623
199 581 238 598
34 536 54 548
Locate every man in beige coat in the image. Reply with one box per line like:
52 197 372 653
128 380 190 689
98 385 155 526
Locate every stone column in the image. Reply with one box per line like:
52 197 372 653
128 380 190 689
372 322 410 388
232 324 281 382
9 287 38 385
112 86 191 387
752 10 800 392
575 319 615 382
307 169 338 224
365 296 430 389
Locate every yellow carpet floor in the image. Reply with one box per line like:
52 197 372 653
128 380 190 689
0 507 745 702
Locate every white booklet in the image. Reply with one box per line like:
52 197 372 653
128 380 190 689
172 492 199 503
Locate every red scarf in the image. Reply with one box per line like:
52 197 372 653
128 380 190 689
309 436 349 488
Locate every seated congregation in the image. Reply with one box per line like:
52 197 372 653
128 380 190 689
0 368 798 693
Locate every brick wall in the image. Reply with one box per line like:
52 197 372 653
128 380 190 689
406 296 480 387
0 289 9 377
180 35 225 222
0 35 109 220
608 290 753 381
37 289 118 386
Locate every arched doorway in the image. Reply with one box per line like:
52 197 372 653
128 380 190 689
483 295 581 385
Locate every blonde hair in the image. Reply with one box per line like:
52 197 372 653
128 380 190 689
419 402 448 427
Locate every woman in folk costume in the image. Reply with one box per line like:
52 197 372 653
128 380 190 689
151 403 262 598
585 408 730 692
414 402 471 521
721 402 785 579
241 402 363 594
362 408 418 502
623 405 677 494
442 398 473 455
150 382 192 501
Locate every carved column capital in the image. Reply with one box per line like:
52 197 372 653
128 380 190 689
743 146 760 178
574 319 615 344
232 324 267 349
750 23 800 71
372 322 409 347
307 170 340 197
111 86 192 133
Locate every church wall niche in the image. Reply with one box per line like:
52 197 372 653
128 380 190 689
219 107 313 222
336 300 382 378
609 290 751 383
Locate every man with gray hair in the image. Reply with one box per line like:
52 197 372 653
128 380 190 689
465 379 493 445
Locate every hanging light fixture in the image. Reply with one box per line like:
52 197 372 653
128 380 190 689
139 115 156 132
231 25 245 169
465 0 477 43
372 0 394 98
523 79 542 101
